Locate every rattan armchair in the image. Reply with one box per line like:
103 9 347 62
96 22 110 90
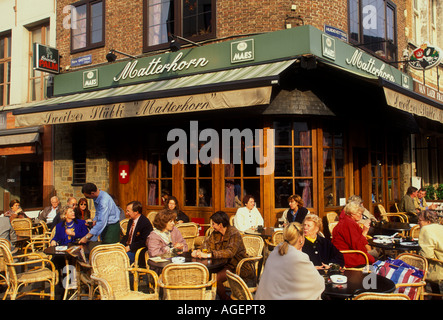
176 222 199 251
353 292 410 300
158 262 217 300
394 252 428 300
377 204 409 223
120 218 129 236
226 269 254 300
0 238 58 300
340 250 370 271
90 243 159 300
147 211 158 225
423 256 443 299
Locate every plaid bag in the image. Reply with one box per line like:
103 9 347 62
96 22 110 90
373 259 423 300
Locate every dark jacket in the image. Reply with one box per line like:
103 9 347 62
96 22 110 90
285 206 309 224
121 214 153 253
302 235 344 267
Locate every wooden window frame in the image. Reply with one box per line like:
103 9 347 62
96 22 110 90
28 24 50 103
0 32 11 107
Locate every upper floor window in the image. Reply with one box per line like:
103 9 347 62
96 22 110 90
0 33 11 107
28 24 50 102
143 0 215 52
348 0 397 61
71 0 105 53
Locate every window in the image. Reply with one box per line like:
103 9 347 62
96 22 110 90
143 0 215 51
429 0 436 45
273 121 313 209
28 24 50 102
72 128 86 185
147 153 173 206
0 33 11 107
413 0 420 44
323 125 345 208
71 0 104 52
348 0 397 61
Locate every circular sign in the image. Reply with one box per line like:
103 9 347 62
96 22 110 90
408 44 442 70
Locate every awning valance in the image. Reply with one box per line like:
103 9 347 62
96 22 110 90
13 59 296 127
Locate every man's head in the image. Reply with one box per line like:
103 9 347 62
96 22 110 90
67 197 78 208
82 183 99 199
418 188 426 199
406 186 418 198
126 201 142 220
50 196 60 209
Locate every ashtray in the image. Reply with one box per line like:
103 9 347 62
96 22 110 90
171 256 185 263
330 274 347 284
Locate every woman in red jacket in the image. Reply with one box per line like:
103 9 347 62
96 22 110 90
331 201 376 268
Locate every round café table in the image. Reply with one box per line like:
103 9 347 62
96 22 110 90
373 222 412 236
147 251 228 275
322 269 396 300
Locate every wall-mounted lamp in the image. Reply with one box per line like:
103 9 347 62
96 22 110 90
106 49 137 62
169 34 201 52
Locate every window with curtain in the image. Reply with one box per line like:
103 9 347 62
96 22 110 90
147 153 173 206
144 0 215 52
323 125 345 208
71 0 104 52
0 33 11 107
348 0 397 61
273 121 313 209
28 24 50 102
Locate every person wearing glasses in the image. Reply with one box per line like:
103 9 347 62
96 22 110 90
302 214 344 269
75 198 91 221
256 222 325 300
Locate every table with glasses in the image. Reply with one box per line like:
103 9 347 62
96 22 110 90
147 251 228 275
243 227 278 239
321 269 396 299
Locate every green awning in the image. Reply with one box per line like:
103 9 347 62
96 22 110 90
14 59 297 116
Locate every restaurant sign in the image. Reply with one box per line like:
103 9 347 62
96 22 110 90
384 87 443 124
15 87 272 127
33 43 60 74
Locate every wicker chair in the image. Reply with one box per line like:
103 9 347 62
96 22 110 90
159 262 217 300
423 256 443 299
0 238 58 300
409 225 420 238
176 222 199 251
90 243 159 300
377 204 408 223
340 250 370 271
230 215 235 226
326 211 339 224
120 218 129 236
328 221 339 237
147 211 158 225
226 270 254 300
10 218 36 240
394 252 428 300
353 292 410 300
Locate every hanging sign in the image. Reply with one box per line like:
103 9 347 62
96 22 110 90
408 44 442 70
119 163 129 184
33 43 60 74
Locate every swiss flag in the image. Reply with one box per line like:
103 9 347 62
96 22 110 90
119 164 129 184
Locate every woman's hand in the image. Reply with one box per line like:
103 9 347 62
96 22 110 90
191 249 201 258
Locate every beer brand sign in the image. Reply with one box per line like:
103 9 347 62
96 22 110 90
33 43 60 74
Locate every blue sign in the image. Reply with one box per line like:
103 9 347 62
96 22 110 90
324 25 348 42
71 55 92 67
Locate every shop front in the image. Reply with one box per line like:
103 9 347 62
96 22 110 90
12 25 443 227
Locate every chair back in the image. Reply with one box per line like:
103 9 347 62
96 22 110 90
353 292 410 300
409 225 420 238
394 203 400 212
176 222 199 251
120 218 129 236
230 215 235 226
159 262 215 300
90 243 131 299
243 235 264 257
11 218 33 237
147 211 158 225
326 211 338 224
0 240 16 284
377 204 387 215
396 253 428 280
340 250 369 270
328 221 338 236
226 270 254 300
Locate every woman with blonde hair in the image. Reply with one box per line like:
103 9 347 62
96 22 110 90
255 222 325 300
302 214 344 269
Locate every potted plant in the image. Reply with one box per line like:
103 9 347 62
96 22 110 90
424 185 436 201
436 184 443 200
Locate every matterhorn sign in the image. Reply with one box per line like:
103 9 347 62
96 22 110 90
408 44 442 70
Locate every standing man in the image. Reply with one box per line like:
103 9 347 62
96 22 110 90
38 196 61 229
121 201 153 264
79 183 121 244
399 186 420 223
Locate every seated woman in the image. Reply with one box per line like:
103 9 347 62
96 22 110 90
3 199 29 221
331 201 376 268
282 194 310 225
256 222 325 300
302 214 344 269
146 209 188 257
165 196 189 224
50 206 89 246
418 210 443 294
233 195 264 232
192 211 253 300
75 198 91 221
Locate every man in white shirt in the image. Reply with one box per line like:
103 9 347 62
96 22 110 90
38 196 61 229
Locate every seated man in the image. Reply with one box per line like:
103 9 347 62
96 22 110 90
38 196 61 229
399 186 420 223
414 188 437 211
121 201 153 264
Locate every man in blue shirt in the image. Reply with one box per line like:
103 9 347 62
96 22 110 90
79 183 121 244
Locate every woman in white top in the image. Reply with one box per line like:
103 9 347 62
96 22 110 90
255 222 325 300
233 195 264 232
